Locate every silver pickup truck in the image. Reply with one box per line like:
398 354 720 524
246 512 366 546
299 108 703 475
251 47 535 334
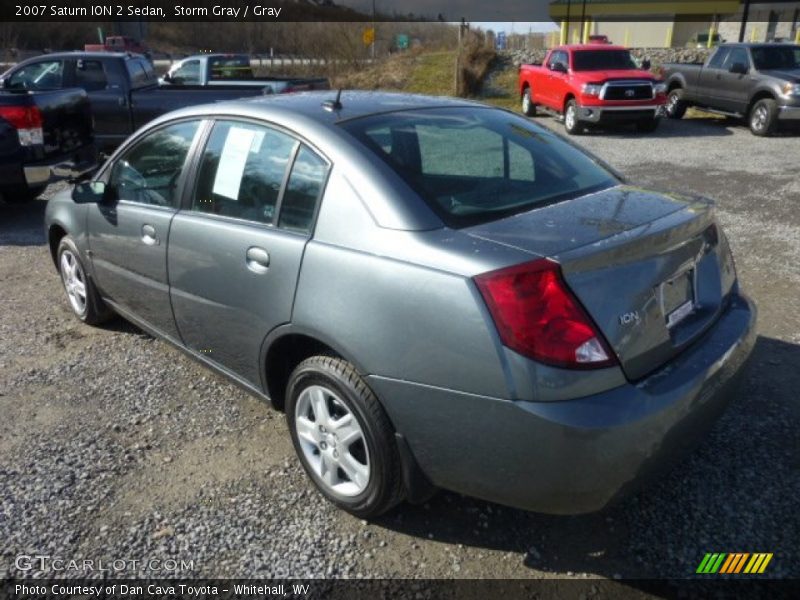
160 53 330 94
662 43 800 136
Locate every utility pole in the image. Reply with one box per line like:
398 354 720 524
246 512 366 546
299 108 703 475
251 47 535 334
371 0 376 60
739 0 751 43
580 0 587 42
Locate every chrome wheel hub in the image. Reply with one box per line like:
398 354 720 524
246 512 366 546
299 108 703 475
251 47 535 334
752 106 767 130
566 106 576 129
294 385 370 497
60 250 87 315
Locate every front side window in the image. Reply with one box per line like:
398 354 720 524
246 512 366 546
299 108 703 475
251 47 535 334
342 108 617 228
125 59 156 88
192 121 297 224
110 121 200 207
172 60 201 85
8 60 64 90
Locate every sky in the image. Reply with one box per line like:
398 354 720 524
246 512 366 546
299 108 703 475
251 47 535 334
472 22 559 34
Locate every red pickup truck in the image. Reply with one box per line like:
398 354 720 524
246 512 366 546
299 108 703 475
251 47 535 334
85 36 148 55
519 44 667 134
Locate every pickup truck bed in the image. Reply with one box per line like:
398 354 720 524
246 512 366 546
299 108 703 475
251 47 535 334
0 88 95 203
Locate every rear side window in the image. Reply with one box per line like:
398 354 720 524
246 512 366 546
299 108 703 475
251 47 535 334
209 57 254 80
8 60 64 90
126 59 156 88
342 108 617 228
278 146 329 233
707 48 730 69
192 120 297 225
74 59 108 91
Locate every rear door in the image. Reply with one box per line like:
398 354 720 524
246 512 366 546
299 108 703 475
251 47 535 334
65 57 131 145
717 46 753 113
87 119 203 339
168 119 330 386
696 47 730 105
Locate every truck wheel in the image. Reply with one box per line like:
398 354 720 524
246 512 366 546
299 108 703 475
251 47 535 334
636 118 660 133
749 99 778 136
0 185 46 204
666 89 687 119
521 88 536 117
564 100 584 135
57 236 113 325
286 355 404 519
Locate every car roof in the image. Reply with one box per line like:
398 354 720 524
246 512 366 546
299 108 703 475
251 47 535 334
559 44 628 51
179 53 249 61
18 51 141 61
163 90 487 127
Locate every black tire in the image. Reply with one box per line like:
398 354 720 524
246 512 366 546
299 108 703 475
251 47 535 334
749 98 778 137
636 118 660 133
56 236 113 325
666 88 687 120
564 99 584 135
286 356 404 518
521 87 536 117
1 185 46 204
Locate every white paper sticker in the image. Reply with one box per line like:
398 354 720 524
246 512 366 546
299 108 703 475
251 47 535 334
250 130 265 154
212 127 256 200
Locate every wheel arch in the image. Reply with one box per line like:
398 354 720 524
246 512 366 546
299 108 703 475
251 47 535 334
747 89 776 113
48 223 68 268
563 93 576 112
260 326 370 412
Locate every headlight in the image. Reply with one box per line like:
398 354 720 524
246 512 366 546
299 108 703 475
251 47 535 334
582 83 603 96
781 82 800 96
653 82 667 94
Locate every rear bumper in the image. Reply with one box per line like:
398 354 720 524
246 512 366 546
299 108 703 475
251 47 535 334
22 144 96 187
578 104 663 124
369 292 756 514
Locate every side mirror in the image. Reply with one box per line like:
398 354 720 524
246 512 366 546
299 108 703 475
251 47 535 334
641 58 651 71
730 62 748 75
551 61 567 74
72 181 107 204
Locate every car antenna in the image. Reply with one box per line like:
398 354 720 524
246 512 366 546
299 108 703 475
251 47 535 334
323 89 343 112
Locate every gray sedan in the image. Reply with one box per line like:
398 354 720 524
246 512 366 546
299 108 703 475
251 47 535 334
45 92 756 518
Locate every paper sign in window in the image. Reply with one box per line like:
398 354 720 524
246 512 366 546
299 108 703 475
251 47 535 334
212 126 255 200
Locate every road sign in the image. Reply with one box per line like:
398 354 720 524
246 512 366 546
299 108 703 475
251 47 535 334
363 27 375 47
496 31 507 50
396 34 410 50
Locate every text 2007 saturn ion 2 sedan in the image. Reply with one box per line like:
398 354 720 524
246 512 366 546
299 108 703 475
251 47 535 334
45 92 756 517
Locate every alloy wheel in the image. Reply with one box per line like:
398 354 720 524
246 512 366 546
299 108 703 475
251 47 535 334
60 250 87 315
294 384 370 497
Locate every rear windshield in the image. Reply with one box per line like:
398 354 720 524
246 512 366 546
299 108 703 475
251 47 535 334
340 107 617 228
572 50 637 71
209 56 254 80
750 45 800 70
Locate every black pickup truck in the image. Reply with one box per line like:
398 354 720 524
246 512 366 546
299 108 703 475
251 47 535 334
0 88 95 203
0 52 277 152
663 43 800 136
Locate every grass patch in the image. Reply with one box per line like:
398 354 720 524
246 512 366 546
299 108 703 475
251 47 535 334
407 51 458 96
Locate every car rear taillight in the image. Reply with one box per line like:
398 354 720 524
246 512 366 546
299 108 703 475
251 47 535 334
0 105 44 146
474 259 617 369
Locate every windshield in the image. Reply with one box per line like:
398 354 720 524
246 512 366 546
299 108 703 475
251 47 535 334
572 50 638 71
750 45 800 70
341 107 618 228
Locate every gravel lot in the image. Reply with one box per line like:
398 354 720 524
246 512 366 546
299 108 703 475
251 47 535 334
1 114 798 585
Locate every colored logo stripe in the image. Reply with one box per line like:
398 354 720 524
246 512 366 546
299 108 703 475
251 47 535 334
697 553 773 574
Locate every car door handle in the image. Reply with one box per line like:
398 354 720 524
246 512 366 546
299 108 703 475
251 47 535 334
141 224 159 246
246 246 270 273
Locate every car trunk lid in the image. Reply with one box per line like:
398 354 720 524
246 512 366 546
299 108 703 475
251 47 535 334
466 185 737 380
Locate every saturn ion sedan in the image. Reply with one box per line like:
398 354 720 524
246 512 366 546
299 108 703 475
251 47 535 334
45 92 756 517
